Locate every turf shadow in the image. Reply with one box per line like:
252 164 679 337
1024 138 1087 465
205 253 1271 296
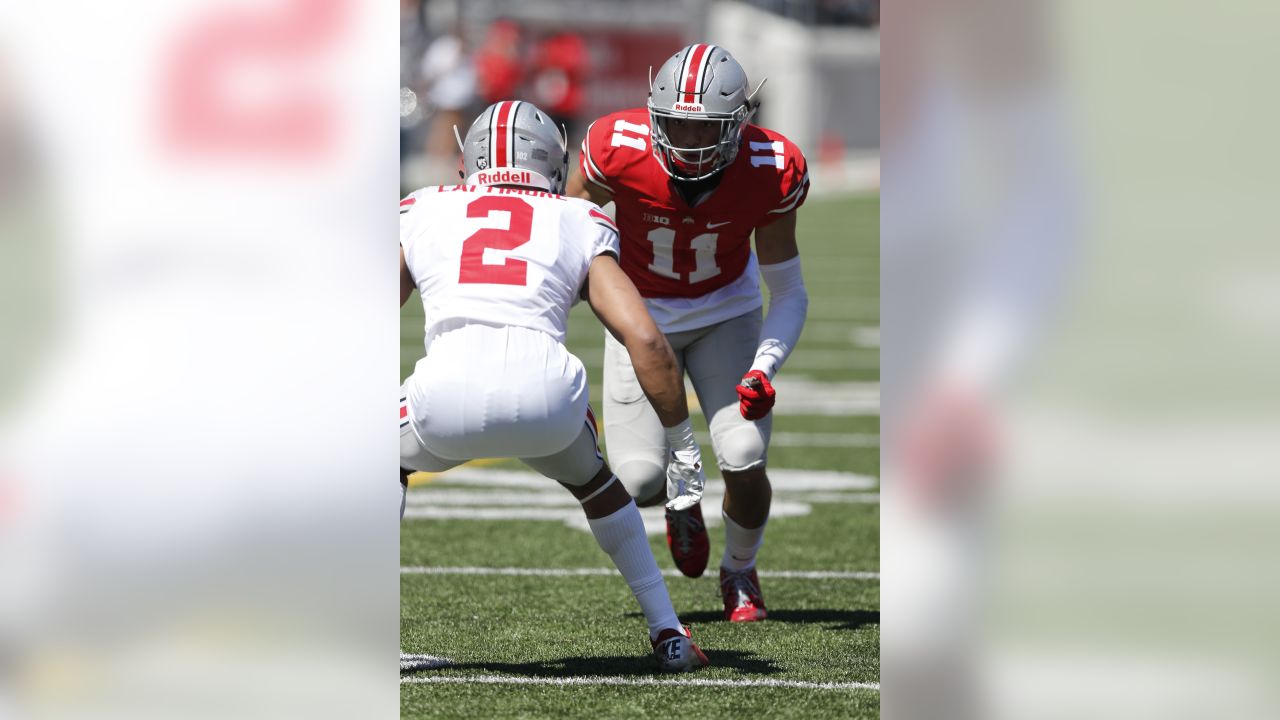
649 608 879 631
402 649 780 678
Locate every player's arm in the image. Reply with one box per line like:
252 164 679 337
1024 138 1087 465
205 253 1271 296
737 210 809 419
584 254 685 427
566 165 614 206
400 246 415 307
584 253 705 510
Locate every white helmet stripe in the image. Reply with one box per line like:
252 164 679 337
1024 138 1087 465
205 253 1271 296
679 44 717 104
677 46 696 102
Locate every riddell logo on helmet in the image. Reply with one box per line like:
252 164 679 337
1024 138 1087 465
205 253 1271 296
477 169 532 185
672 102 705 113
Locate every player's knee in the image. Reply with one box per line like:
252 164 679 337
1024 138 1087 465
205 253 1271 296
710 419 769 472
615 459 666 506
716 440 768 475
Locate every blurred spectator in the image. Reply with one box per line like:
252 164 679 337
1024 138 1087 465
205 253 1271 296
400 0 430 161
474 20 523 105
529 32 588 148
419 23 477 172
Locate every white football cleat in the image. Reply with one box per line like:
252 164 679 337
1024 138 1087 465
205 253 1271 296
651 626 710 673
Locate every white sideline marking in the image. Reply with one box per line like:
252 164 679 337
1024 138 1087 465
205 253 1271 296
413 467 878 490
772 379 879 416
400 566 880 580
766 432 879 448
851 326 880 348
404 467 879 534
574 347 878 371
400 674 880 691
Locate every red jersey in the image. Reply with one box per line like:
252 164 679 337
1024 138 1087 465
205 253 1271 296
580 107 809 300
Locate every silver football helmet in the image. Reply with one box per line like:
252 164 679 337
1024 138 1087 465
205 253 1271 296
455 100 569 193
647 44 764 181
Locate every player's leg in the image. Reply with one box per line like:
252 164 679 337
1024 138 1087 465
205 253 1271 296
523 414 708 671
684 309 772 622
400 384 461 520
601 329 673 507
604 326 714 577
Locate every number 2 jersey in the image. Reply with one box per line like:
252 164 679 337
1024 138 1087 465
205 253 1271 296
579 107 809 333
400 184 621 352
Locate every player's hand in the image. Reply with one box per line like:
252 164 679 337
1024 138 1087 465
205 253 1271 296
736 370 776 420
665 448 706 512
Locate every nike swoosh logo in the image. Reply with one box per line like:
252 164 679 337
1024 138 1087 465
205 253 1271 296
707 221 732 229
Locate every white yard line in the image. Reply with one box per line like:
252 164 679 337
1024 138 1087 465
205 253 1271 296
694 431 879 448
401 673 879 691
573 348 878 372
764 432 879 448
404 467 879 532
400 566 879 580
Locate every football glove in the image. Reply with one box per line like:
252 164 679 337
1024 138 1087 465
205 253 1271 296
736 370 776 420
664 419 706 512
665 452 706 512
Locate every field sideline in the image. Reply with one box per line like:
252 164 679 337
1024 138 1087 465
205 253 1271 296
400 193 880 718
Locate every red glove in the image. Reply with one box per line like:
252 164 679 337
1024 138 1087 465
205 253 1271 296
736 370 776 420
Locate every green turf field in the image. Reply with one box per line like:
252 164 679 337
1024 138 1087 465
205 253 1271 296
400 193 880 718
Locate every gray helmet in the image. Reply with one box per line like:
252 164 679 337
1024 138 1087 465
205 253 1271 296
647 44 764 180
455 100 569 193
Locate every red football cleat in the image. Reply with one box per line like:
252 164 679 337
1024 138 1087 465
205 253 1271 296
651 625 710 672
720 567 768 622
665 503 710 578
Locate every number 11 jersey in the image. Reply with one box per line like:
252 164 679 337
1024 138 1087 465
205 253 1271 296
399 185 620 352
579 107 809 334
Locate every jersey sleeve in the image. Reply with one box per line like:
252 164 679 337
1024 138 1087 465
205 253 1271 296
764 140 810 219
399 188 429 272
579 109 651 194
579 118 618 193
584 205 621 260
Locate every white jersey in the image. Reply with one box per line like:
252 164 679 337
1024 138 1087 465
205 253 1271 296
400 184 620 349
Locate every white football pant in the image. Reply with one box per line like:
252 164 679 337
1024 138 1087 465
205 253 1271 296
401 323 604 486
603 309 771 502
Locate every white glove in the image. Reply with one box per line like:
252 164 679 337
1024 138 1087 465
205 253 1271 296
664 419 706 512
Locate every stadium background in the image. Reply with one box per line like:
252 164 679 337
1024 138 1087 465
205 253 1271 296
399 1 880 717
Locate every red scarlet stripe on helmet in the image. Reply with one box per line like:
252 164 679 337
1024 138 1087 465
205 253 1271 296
682 45 711 103
491 101 517 168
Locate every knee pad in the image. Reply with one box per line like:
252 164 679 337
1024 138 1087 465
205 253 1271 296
615 458 666 505
711 420 769 473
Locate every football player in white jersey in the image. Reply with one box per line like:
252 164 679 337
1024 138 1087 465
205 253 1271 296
399 100 709 672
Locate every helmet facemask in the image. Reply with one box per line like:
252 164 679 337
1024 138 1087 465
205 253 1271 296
645 45 765 182
649 103 753 181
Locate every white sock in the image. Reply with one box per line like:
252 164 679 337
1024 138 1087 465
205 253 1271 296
400 481 407 521
587 500 680 640
721 511 767 571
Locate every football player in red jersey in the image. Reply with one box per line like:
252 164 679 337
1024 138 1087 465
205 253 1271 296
566 44 810 623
